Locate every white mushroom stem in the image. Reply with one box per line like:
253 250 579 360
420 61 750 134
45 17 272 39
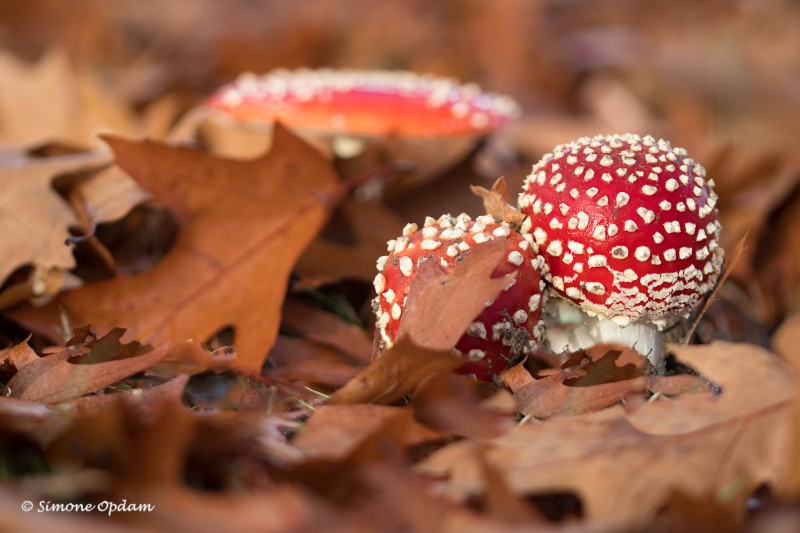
542 297 667 372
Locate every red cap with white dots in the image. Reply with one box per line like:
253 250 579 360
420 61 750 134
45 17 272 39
207 69 520 138
372 213 545 381
518 133 724 328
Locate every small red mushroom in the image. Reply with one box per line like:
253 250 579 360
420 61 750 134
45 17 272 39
373 213 546 381
518 133 724 369
207 68 520 138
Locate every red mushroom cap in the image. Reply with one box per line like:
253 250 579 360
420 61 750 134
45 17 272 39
518 133 724 326
373 213 545 381
207 69 520 138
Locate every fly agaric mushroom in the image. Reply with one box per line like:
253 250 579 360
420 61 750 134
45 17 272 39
207 68 520 138
518 133 724 370
373 213 546 381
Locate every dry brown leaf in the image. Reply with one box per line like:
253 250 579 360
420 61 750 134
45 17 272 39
264 336 361 388
281 298 372 363
9 125 339 371
0 395 70 444
499 360 535 392
3 344 170 404
0 49 139 146
646 374 710 396
396 237 514 351
772 313 800 497
69 165 150 231
0 336 38 370
412 373 512 439
118 486 338 533
295 199 406 287
46 377 196 488
418 341 796 529
148 340 237 379
292 404 412 463
0 150 111 286
514 371 646 419
328 338 465 405
470 176 525 225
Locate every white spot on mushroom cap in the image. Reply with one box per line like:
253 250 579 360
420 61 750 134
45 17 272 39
592 225 607 241
585 282 606 295
373 273 386 294
473 232 490 244
468 349 486 361
547 240 563 256
391 303 402 320
422 226 438 239
421 239 442 250
635 246 651 261
402 223 418 236
588 255 607 267
567 241 585 254
612 246 629 259
492 226 510 237
577 212 590 230
508 250 524 266
467 321 487 339
399 256 414 276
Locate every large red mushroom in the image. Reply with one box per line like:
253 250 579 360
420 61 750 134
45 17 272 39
207 69 520 138
373 213 546 381
205 68 521 196
518 133 724 370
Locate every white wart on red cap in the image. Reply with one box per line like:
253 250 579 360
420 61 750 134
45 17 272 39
207 68 520 138
372 213 545 381
518 133 724 328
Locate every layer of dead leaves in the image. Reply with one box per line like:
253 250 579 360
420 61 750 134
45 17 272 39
1 1 800 532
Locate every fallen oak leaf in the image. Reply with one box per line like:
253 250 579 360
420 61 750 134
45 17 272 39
767 313 800 497
646 374 710 397
46 377 195 489
291 404 413 463
281 297 373 363
0 395 70 443
513 367 646 419
295 198 407 287
0 48 140 147
627 341 795 434
328 338 465 405
396 237 515 350
470 176 525 225
418 341 796 529
412 372 512 439
3 344 170 404
78 326 153 364
9 124 339 371
330 239 514 404
563 349 642 387
0 149 111 286
68 165 150 235
499 360 535 392
0 335 39 370
148 340 237 379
